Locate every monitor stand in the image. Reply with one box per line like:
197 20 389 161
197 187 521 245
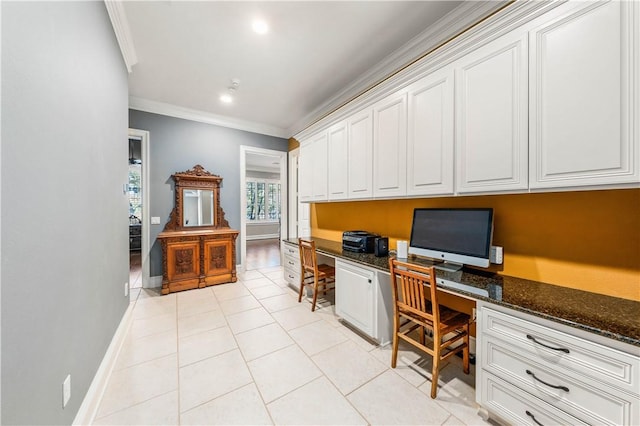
434 261 463 273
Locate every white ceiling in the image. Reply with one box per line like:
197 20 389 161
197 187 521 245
122 1 505 140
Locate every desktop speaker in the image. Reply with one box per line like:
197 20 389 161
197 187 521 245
374 237 389 257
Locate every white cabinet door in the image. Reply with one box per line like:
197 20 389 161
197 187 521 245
310 131 328 201
455 29 529 193
373 92 407 198
335 260 374 337
347 108 373 199
529 0 639 189
299 140 313 202
407 67 454 196
327 120 349 201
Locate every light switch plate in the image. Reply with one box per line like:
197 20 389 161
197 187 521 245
151 216 161 225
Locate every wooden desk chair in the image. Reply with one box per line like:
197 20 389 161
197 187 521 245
298 238 335 312
388 257 471 398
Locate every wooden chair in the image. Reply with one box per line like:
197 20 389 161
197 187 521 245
298 238 335 312
388 257 471 398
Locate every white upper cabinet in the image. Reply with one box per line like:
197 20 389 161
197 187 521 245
455 29 529 194
327 120 349 201
406 67 455 196
299 139 313 203
348 108 373 199
299 131 328 202
529 0 639 189
373 92 408 198
310 131 328 201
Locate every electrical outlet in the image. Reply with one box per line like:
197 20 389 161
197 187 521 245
62 374 71 408
490 246 503 264
125 282 129 297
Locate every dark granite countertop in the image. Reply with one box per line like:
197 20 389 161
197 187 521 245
284 237 640 347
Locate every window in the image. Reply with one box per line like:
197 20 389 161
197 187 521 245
246 178 281 222
128 164 142 221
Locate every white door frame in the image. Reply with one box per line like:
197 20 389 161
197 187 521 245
239 146 288 272
128 128 151 287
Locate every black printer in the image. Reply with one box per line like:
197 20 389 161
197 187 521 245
342 231 380 253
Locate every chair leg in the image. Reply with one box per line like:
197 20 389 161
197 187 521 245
391 313 399 368
463 324 470 375
431 333 441 399
311 277 320 312
297 276 305 303
419 326 425 346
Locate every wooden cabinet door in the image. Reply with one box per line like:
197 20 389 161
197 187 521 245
166 240 200 284
529 0 639 189
455 29 529 193
327 120 349 201
407 67 454 196
203 238 232 284
347 108 373 199
373 92 408 198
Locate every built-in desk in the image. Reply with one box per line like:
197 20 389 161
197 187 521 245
285 237 640 424
284 237 640 347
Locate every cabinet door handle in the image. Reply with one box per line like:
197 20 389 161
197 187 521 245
525 410 544 426
525 370 569 392
368 279 372 283
526 334 570 353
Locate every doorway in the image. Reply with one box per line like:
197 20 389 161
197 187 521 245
128 129 150 291
240 146 288 271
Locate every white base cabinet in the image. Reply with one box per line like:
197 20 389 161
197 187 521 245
282 242 301 290
476 302 640 425
335 260 392 345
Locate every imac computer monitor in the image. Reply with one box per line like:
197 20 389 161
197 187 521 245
409 208 494 271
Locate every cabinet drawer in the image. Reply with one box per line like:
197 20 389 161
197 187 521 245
480 372 587 426
483 338 636 425
283 253 299 273
283 269 301 289
282 243 299 258
480 307 639 395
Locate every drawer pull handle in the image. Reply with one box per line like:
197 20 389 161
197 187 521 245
526 334 570 353
288 261 294 265
526 370 569 392
525 410 544 426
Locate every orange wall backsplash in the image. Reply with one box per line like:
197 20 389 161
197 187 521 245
311 189 640 301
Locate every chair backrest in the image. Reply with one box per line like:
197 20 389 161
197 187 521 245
298 238 319 275
388 258 441 325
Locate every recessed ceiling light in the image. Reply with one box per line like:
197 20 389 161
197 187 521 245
252 19 269 35
220 93 233 104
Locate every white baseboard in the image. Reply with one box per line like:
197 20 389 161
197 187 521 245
246 234 280 241
73 302 134 425
146 275 162 288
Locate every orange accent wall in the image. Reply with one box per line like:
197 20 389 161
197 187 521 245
311 189 640 301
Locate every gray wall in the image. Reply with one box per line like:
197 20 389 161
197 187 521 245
128 110 289 277
2 2 129 424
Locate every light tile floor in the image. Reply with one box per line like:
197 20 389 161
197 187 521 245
94 267 494 425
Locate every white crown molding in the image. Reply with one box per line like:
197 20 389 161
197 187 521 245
293 0 564 142
104 1 138 73
286 0 510 137
129 97 290 139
